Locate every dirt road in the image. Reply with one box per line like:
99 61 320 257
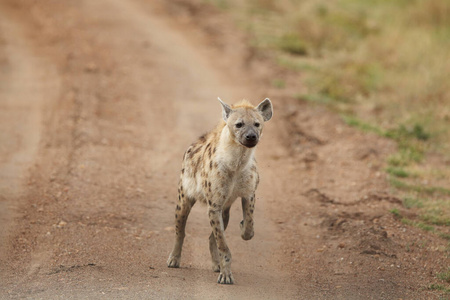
0 0 448 299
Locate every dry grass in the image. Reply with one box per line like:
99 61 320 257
209 0 450 230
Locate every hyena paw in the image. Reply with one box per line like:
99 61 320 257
167 254 181 268
240 220 254 241
217 271 234 284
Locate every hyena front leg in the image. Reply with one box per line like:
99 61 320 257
240 195 255 241
167 188 195 268
208 206 234 284
209 207 230 272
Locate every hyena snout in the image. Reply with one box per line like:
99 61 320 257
246 132 257 142
242 130 259 148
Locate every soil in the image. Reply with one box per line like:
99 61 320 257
0 0 448 299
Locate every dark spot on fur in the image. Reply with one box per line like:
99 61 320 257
208 200 212 205
181 168 185 174
192 156 201 176
176 205 181 211
250 209 254 214
210 161 213 170
181 193 184 198
191 146 202 156
199 134 207 142
213 147 217 154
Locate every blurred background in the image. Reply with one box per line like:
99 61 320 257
207 0 450 230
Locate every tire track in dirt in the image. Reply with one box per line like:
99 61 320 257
0 7 60 269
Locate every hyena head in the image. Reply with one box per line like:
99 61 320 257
218 98 273 148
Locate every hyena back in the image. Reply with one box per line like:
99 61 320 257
167 98 273 284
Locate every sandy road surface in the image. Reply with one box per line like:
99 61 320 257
0 7 60 268
1 0 448 299
0 0 296 298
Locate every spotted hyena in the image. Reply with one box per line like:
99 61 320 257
167 98 273 284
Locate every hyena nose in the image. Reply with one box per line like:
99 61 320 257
246 133 257 142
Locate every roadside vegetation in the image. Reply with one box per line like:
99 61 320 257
207 0 450 291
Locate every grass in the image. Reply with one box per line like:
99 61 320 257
212 0 450 237
390 208 401 218
437 269 450 283
428 283 450 294
430 268 450 296
386 167 410 178
403 197 424 209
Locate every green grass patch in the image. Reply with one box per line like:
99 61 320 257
341 116 428 167
417 222 435 232
341 115 384 135
437 269 450 283
387 167 410 178
401 218 434 232
403 197 424 209
422 213 450 227
387 147 424 167
389 178 450 197
390 208 401 218
438 232 450 241
428 283 450 294
277 34 308 56
385 124 430 141
402 195 450 231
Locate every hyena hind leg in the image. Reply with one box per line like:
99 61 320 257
167 193 195 268
209 207 230 272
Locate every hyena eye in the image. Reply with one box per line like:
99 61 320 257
254 122 260 127
235 122 244 128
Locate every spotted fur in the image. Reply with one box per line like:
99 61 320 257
167 98 273 284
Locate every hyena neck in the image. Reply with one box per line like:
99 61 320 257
216 126 255 172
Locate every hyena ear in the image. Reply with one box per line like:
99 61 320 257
218 97 232 121
256 98 273 122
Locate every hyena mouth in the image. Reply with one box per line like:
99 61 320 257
241 140 258 148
